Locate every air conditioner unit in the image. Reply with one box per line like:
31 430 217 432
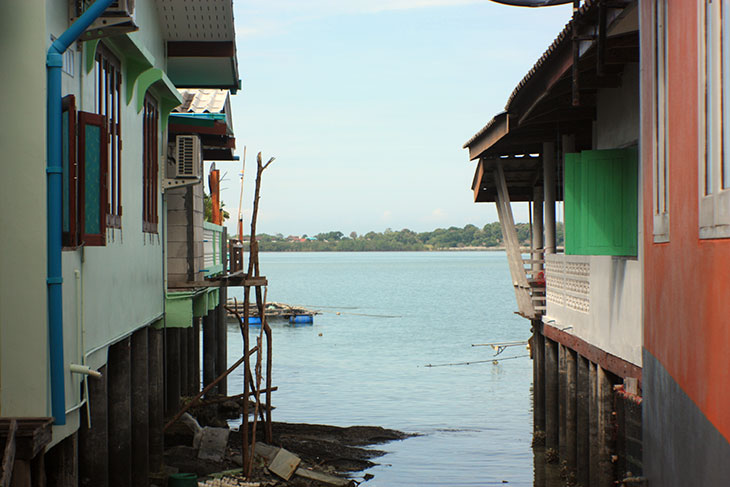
70 0 138 39
175 135 202 179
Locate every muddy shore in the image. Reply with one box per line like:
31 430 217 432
163 411 411 486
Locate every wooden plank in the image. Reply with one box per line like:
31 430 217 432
494 164 536 319
1 420 17 487
543 323 642 386
168 277 268 289
268 448 300 481
0 420 51 461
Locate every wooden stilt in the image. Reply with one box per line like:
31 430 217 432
544 338 559 452
179 324 189 397
131 328 149 487
165 328 181 416
108 338 131 487
79 365 108 487
203 309 217 396
148 328 164 474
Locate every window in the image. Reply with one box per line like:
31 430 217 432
564 149 639 256
62 95 78 248
653 0 670 242
94 44 123 229
700 0 730 238
78 111 108 246
143 94 159 233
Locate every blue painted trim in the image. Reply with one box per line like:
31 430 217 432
47 0 115 426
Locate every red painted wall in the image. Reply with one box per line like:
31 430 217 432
641 0 730 443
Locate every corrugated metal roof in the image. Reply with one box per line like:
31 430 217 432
463 0 598 149
174 89 230 114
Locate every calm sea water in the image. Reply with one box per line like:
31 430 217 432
227 251 538 486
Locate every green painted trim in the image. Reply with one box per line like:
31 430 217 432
84 39 100 74
165 294 193 328
193 293 208 318
208 289 219 311
103 34 156 105
203 221 224 232
205 264 224 276
170 113 226 123
137 68 182 112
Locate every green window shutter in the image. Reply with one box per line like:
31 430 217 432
564 148 638 256
78 111 108 246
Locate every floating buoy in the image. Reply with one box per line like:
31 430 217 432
248 317 262 325
289 314 313 325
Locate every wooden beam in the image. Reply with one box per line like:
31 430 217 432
167 41 235 58
543 323 642 386
0 420 17 487
494 162 536 319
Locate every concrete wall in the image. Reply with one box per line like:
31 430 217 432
166 183 204 284
0 1 50 420
639 0 730 476
545 254 642 367
595 63 640 150
0 0 173 446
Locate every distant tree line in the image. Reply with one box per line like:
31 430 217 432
240 223 564 252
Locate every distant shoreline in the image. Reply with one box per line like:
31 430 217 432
256 246 513 252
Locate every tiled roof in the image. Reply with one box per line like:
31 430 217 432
174 89 230 114
464 0 598 149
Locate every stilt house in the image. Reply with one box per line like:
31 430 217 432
464 1 642 485
0 0 240 484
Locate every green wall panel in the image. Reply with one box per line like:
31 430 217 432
193 293 208 317
564 148 638 256
166 292 193 328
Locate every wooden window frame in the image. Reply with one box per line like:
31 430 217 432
699 0 730 239
62 95 79 248
143 94 159 234
79 112 108 246
653 0 670 243
94 43 123 230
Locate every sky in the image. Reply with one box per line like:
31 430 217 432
212 0 573 237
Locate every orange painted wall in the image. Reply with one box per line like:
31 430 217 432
641 0 730 443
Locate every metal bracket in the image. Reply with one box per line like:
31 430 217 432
162 178 201 191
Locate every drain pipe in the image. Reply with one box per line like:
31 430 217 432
47 0 114 425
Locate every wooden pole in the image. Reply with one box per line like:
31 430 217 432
108 338 132 487
131 328 149 487
203 308 217 396
566 348 578 471
217 227 229 396
165 328 181 416
79 365 108 487
558 344 567 458
163 343 259 432
533 326 546 434
576 354 590 486
545 337 559 452
148 328 164 473
209 169 221 225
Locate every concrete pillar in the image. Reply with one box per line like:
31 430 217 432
131 328 150 487
79 365 108 487
108 338 132 487
576 355 590 487
203 308 217 396
566 349 578 471
597 366 615 487
165 327 181 416
558 344 567 458
533 326 546 434
46 432 77 487
148 328 164 474
179 324 189 397
544 338 559 451
589 361 599 487
543 141 556 254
